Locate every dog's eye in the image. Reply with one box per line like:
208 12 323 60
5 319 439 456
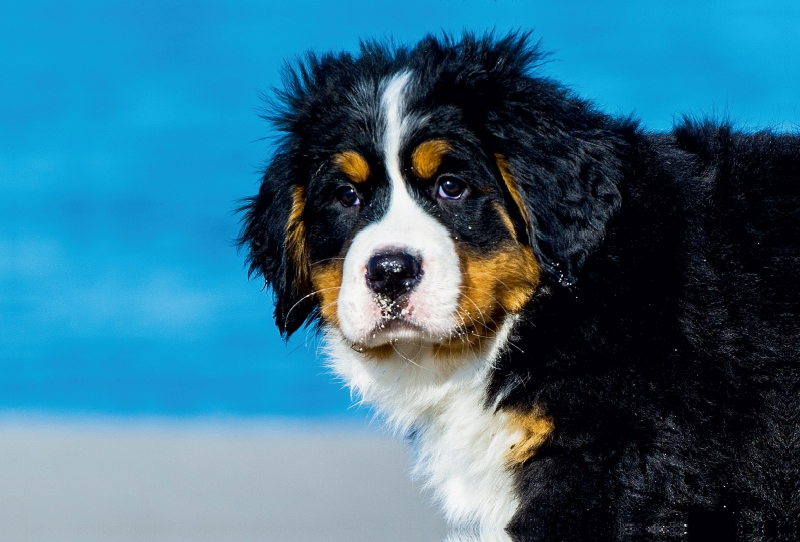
334 185 362 207
437 175 467 200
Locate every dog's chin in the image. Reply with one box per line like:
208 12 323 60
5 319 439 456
344 317 451 352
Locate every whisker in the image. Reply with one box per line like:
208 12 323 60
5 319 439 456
318 299 339 316
283 286 341 329
492 276 514 292
453 307 483 355
389 341 431 371
448 307 471 344
453 310 470 342
459 292 489 326
285 338 311 357
456 298 501 353
461 285 511 317
461 312 498 340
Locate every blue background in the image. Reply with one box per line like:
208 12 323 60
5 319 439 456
1 0 798 418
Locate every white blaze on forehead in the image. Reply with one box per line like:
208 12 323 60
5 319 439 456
336 71 462 344
381 71 412 190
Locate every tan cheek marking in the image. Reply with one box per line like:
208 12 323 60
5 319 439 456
495 154 531 235
434 244 540 360
287 185 310 291
333 151 371 184
411 139 451 180
505 408 555 466
310 260 343 327
461 244 540 318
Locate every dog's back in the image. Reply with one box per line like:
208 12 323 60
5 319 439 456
676 124 800 538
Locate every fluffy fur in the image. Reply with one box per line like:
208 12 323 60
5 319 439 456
239 33 800 542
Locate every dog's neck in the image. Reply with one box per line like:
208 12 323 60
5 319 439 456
324 318 522 542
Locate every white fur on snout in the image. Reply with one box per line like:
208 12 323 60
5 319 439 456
337 188 461 343
337 72 462 345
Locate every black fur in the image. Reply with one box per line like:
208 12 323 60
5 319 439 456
239 33 800 541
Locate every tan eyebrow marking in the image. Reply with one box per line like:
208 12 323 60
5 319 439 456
332 151 371 183
411 139 452 180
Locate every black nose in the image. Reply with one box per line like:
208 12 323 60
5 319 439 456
365 251 423 300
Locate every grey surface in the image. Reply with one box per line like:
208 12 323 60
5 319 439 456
0 419 447 542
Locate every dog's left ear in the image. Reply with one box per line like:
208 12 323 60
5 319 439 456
238 151 314 338
425 33 625 287
458 34 625 288
491 116 624 288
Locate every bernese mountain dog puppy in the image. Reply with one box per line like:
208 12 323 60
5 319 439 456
239 33 800 542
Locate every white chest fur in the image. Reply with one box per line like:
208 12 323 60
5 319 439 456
324 320 522 542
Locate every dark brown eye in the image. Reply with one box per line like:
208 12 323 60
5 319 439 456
334 185 361 207
437 175 466 200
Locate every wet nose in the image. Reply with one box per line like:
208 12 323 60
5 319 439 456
365 251 423 300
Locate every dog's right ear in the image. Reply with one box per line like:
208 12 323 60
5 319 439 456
238 151 314 338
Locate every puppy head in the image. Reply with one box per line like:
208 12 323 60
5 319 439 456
240 33 622 354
